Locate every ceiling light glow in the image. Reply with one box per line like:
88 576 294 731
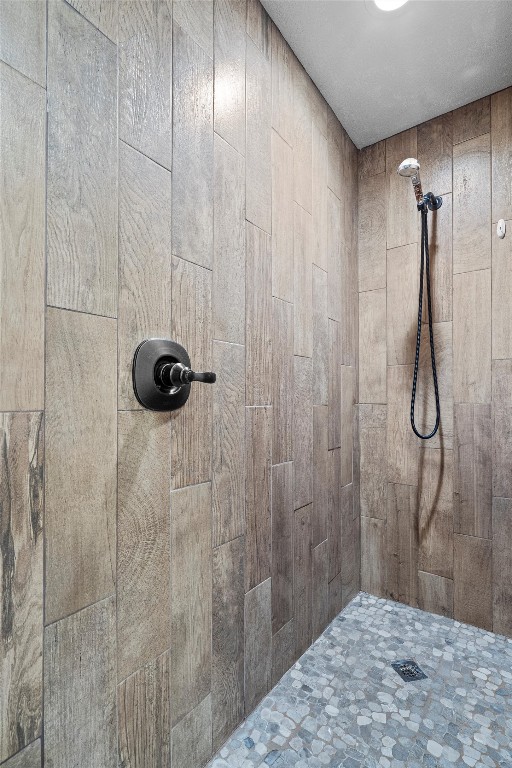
374 0 409 10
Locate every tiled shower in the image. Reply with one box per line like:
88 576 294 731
0 1 510 767
359 95 512 634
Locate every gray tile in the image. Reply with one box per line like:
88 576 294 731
208 593 512 767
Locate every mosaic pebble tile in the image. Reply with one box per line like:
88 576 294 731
207 593 512 768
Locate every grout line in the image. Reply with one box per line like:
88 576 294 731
213 339 245 348
0 409 45 415
41 1 50 761
386 240 419 252
116 646 172 689
171 252 213 274
271 294 293 305
212 531 246 552
119 138 172 175
115 20 121 697
62 0 116 45
213 127 246 161
43 592 116 630
46 303 117 321
452 532 494 542
452 130 491 147
0 738 42 768
358 286 386 295
210 5 216 745
0 58 46 90
245 212 271 237
453 265 492 277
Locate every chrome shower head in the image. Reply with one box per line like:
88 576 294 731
398 157 423 204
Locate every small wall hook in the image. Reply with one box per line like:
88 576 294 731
132 339 216 411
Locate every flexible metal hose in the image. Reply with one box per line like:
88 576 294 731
410 206 440 439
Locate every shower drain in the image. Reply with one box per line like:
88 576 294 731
391 659 427 682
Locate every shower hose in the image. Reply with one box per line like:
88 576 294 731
410 205 440 439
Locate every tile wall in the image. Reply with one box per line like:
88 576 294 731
359 89 512 636
0 1 359 765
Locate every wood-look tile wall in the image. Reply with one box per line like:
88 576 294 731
359 89 512 637
0 1 359 765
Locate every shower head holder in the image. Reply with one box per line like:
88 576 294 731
421 192 443 212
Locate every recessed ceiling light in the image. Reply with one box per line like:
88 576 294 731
374 0 409 10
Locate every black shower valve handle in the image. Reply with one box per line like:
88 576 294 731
158 360 216 389
186 369 216 384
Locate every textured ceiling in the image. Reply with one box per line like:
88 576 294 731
260 0 512 148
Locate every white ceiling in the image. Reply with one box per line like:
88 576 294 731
260 0 512 148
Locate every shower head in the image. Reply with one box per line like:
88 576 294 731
398 158 420 177
397 157 424 204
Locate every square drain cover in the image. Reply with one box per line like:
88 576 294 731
391 659 427 682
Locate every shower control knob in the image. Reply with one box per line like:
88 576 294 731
156 361 216 388
183 368 216 384
132 338 216 412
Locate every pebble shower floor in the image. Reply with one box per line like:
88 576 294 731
208 593 512 768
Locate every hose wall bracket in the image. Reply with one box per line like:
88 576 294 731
423 192 443 211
